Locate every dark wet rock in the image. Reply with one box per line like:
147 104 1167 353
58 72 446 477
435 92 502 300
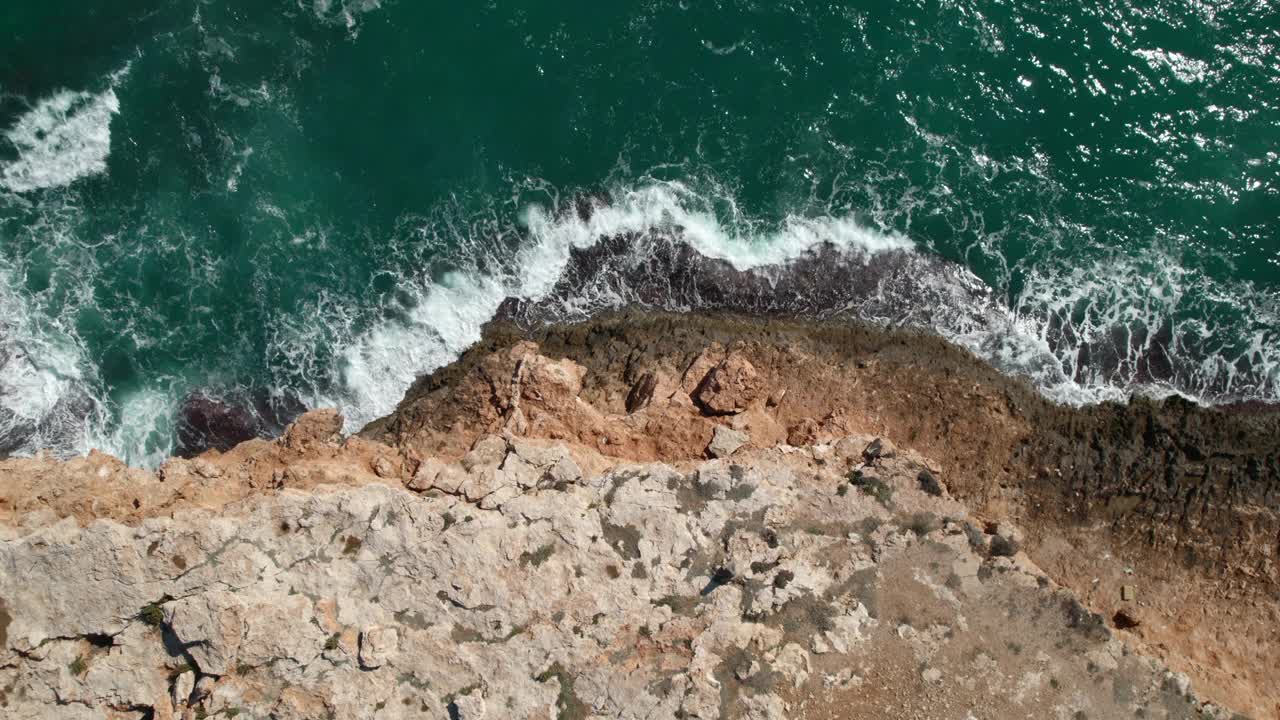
176 389 306 457
0 406 34 459
918 469 943 497
862 438 885 465
177 394 259 457
494 233 978 329
625 371 657 414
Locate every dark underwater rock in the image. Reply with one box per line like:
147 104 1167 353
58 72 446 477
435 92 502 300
176 389 306 457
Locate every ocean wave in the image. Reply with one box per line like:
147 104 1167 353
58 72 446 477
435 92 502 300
4 175 1274 465
324 182 914 432
0 67 128 460
0 66 130 194
325 179 1279 435
1013 253 1280 403
0 262 105 457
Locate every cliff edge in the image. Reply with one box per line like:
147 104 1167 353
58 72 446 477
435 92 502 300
1 312 1275 719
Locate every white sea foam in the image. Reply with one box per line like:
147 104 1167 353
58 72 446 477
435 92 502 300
330 182 914 431
0 263 104 456
1011 252 1280 403
325 179 1280 438
93 385 180 469
0 67 129 194
0 68 128 459
307 0 383 34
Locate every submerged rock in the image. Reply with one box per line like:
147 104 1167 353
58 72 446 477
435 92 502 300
176 389 306 457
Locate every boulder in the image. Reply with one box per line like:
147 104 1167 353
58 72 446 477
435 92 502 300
451 688 487 719
680 344 725 396
172 670 195 707
693 355 765 416
176 393 259 457
176 389 306 457
918 469 943 497
787 419 821 446
707 425 749 459
517 349 586 412
372 456 397 479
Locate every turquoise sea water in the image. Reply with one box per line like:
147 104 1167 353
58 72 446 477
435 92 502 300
1 1 1277 464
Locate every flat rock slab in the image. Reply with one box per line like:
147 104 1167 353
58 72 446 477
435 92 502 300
0 440 1217 720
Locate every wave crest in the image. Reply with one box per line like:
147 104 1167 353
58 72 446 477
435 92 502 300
0 67 129 194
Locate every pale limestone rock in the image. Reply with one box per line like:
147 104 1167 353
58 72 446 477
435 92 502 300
358 626 398 669
740 693 789 720
812 602 876 655
78 624 172 713
168 591 245 676
769 643 811 688
451 688 487 719
172 670 195 708
408 457 466 493
191 459 223 479
1165 670 1194 698
0 437 1217 720
707 425 749 458
462 434 508 471
238 594 326 668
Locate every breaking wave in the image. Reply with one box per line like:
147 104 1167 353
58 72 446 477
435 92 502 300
0 260 106 457
323 179 1278 436
0 66 129 194
327 181 916 432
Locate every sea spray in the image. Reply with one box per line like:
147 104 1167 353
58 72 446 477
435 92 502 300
0 64 130 194
0 1 1275 466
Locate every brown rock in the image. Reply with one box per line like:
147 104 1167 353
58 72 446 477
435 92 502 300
282 410 344 452
693 355 764 416
787 419 821 446
372 456 397 479
514 346 588 415
680 344 725 396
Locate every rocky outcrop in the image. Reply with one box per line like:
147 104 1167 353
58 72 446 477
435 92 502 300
2 312 1278 718
707 425 749 458
0 430 1216 720
360 312 1280 718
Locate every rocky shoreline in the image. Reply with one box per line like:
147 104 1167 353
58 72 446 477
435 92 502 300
2 311 1276 719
